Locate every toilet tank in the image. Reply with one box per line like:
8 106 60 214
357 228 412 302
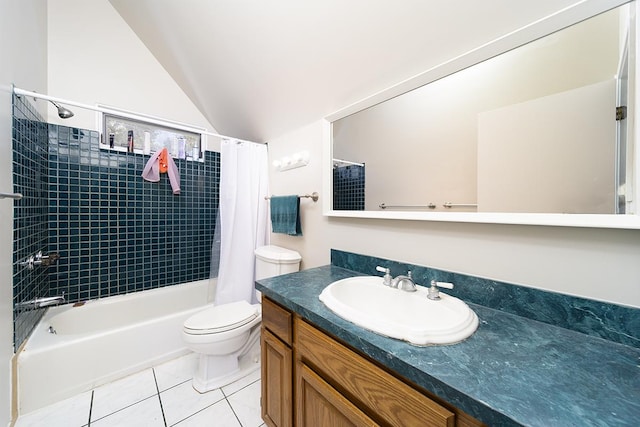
254 245 302 280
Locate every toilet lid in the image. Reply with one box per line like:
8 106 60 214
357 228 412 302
184 301 259 335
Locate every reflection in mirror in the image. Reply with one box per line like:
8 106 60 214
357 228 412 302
332 3 634 215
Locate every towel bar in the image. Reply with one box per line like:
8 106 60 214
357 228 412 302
265 192 319 202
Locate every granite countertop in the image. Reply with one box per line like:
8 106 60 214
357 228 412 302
256 265 640 427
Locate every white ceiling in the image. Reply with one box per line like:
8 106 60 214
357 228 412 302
109 0 583 142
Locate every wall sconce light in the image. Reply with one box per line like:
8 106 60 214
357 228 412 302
273 150 310 171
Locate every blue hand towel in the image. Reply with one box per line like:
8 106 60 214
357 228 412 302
270 195 302 236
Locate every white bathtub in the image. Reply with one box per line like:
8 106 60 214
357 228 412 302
17 280 211 415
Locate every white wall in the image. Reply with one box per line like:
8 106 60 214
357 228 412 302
0 0 48 423
268 121 330 272
478 80 616 213
269 118 640 309
47 0 217 143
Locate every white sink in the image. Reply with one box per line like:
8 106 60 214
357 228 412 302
319 276 479 346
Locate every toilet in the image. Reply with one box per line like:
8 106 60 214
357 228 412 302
183 245 301 393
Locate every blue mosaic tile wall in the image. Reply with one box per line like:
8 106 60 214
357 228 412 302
331 249 640 349
11 94 220 348
333 164 365 210
47 124 220 302
12 95 49 348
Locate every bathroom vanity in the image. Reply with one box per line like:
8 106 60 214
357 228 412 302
261 296 483 427
257 263 640 427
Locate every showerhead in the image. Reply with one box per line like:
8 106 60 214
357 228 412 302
49 100 74 119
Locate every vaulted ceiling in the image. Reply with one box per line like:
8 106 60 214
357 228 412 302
109 0 581 142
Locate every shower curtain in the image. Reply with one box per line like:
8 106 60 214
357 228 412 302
214 139 269 305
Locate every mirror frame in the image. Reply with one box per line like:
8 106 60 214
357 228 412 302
323 0 640 229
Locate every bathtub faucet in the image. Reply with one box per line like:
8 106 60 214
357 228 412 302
19 251 61 270
16 292 65 310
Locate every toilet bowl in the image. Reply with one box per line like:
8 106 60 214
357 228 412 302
183 300 262 393
183 245 301 393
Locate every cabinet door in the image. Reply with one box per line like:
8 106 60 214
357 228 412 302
261 328 293 427
297 362 379 427
296 319 455 427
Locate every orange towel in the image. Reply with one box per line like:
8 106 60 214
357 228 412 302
158 147 169 173
141 147 181 195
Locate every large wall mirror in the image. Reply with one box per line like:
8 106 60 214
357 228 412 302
324 0 640 229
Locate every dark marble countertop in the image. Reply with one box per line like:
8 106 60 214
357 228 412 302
256 265 640 427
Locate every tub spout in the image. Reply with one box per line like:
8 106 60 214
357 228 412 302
36 295 65 308
16 292 65 310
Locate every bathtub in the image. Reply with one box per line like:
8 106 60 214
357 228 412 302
17 280 211 415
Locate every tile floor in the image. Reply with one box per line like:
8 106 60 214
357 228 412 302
14 353 265 427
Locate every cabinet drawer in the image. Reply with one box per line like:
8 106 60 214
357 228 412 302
296 319 455 427
262 297 293 345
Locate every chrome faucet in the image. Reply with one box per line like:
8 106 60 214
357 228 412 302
16 292 65 310
391 271 417 292
34 294 66 308
19 251 61 270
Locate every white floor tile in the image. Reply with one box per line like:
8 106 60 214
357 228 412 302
14 390 92 427
154 353 197 392
15 354 266 427
227 380 262 427
171 399 241 427
221 369 261 397
90 396 165 427
161 380 225 426
91 369 159 421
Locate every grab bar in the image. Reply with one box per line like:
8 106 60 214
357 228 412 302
0 192 23 200
443 202 478 208
379 203 436 210
379 202 478 210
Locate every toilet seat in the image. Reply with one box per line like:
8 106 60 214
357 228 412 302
184 301 259 335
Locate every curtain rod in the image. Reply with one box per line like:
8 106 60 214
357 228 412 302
333 158 364 167
12 87 266 145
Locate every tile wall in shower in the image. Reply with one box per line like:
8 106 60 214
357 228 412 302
12 95 220 348
333 164 365 210
12 95 50 348
47 125 220 303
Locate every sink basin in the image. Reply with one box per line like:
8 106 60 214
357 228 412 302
319 276 478 346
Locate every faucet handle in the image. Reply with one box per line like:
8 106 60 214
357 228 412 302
427 280 454 300
375 266 392 286
433 281 453 290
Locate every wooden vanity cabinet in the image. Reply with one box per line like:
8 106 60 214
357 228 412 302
261 297 486 427
261 298 294 427
296 319 455 427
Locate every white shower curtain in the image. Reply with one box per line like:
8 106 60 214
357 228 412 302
214 139 269 305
